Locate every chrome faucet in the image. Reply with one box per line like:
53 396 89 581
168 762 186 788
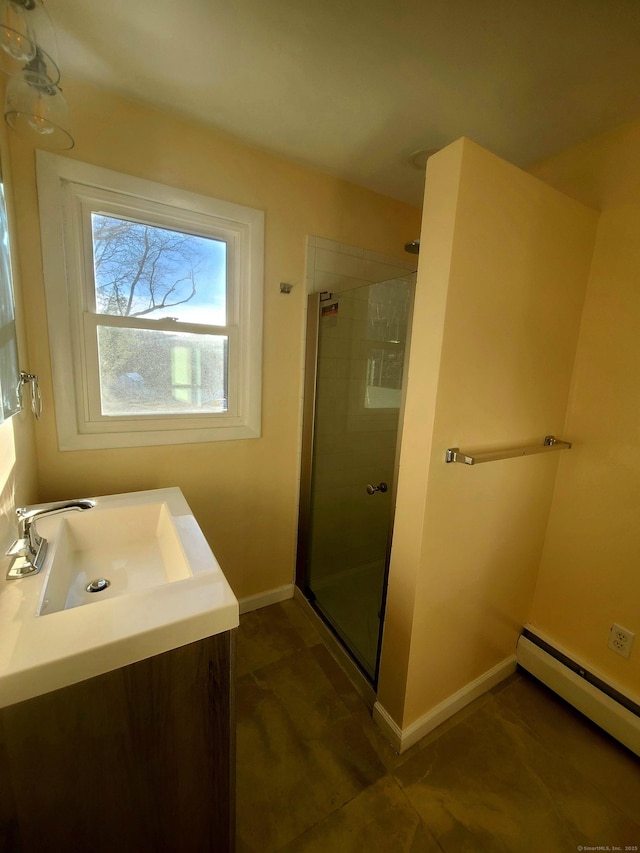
5 499 96 580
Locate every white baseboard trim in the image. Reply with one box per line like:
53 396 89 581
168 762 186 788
238 584 295 615
516 631 640 756
374 655 517 754
372 702 404 752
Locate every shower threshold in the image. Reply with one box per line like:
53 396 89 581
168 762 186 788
293 587 377 708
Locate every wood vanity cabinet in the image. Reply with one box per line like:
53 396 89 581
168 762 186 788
0 630 236 853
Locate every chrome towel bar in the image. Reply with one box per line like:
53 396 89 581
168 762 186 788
445 435 572 466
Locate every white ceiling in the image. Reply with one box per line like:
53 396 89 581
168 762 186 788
49 0 640 207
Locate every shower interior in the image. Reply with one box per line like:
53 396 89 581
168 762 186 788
297 274 415 683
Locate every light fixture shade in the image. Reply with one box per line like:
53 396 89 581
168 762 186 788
4 68 73 148
0 0 59 85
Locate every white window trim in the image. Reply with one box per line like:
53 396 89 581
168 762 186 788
36 152 264 450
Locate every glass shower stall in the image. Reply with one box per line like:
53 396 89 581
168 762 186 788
296 275 414 683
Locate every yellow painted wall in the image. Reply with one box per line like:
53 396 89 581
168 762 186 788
5 77 420 599
0 80 38 554
528 119 640 698
378 138 597 728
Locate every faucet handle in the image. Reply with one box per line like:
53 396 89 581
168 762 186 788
7 500 93 581
5 538 27 557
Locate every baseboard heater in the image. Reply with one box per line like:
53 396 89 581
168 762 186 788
516 628 640 757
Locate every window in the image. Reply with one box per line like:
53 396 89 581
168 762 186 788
0 158 20 423
36 153 263 449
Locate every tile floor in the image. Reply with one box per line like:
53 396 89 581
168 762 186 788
235 599 640 852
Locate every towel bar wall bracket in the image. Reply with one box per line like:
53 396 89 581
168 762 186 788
445 435 572 466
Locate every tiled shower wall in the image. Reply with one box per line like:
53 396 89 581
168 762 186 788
305 236 415 295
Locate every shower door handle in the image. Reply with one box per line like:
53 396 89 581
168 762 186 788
366 482 388 495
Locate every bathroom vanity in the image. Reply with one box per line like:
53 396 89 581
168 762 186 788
0 488 239 853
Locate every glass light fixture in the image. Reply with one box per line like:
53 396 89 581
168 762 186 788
4 50 73 148
0 0 59 85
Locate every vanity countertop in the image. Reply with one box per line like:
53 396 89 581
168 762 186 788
0 487 239 708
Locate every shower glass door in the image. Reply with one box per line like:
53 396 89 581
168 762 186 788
300 276 413 682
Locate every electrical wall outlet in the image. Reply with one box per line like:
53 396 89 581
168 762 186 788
608 623 635 659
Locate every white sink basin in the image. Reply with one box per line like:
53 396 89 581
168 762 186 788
37 502 192 615
0 487 239 709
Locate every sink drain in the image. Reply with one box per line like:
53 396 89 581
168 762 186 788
86 578 111 593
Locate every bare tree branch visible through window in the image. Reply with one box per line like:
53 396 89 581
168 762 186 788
92 214 201 318
89 213 228 416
